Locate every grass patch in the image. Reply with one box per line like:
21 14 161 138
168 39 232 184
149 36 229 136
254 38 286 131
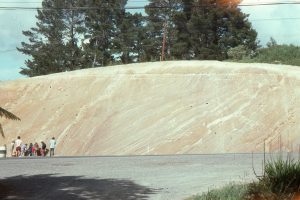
188 183 248 200
252 45 300 66
188 157 300 200
228 44 300 67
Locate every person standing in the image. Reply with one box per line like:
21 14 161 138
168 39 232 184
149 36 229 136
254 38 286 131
15 136 22 157
27 143 33 156
10 140 15 157
49 137 56 157
40 141 46 156
33 142 39 156
21 143 27 157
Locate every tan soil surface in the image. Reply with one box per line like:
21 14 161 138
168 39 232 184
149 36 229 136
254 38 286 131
0 61 299 156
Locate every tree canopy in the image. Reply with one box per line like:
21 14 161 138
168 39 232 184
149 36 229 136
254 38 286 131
18 0 258 77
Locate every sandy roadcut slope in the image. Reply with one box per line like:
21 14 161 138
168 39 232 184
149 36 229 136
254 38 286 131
0 61 299 156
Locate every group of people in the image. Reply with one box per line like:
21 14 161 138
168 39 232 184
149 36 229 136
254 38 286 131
11 136 56 157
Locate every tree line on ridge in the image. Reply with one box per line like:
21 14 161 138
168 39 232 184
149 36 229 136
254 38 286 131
17 0 258 77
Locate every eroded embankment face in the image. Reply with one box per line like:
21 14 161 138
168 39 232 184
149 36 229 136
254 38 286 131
0 61 299 156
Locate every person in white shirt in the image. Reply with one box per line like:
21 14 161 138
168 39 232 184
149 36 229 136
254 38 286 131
49 137 56 157
15 136 22 157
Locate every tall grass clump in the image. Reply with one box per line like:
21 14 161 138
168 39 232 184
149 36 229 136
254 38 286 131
261 156 300 195
187 154 300 200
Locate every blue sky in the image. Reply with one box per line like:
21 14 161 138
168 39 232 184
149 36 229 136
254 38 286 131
0 0 300 80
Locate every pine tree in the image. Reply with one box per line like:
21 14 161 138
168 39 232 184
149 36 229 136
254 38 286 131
131 13 148 62
266 37 277 48
62 0 86 70
18 0 64 76
173 0 193 59
144 0 181 61
82 0 127 67
18 0 85 77
113 13 146 64
188 0 258 60
18 0 259 76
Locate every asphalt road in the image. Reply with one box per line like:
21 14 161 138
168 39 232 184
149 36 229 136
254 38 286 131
0 154 267 200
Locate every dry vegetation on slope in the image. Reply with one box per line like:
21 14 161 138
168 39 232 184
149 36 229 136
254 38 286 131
0 61 299 156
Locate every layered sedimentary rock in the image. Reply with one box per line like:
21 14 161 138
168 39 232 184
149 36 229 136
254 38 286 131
0 61 299 156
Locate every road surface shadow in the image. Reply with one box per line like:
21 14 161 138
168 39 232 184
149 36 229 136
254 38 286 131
0 174 156 200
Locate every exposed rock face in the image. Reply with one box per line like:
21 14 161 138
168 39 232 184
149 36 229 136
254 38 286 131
0 61 299 156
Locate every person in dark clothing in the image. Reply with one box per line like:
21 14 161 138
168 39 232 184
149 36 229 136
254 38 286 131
27 143 33 156
41 141 47 156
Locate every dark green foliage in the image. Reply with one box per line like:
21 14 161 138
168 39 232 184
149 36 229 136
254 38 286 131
190 183 247 200
18 0 258 77
83 0 145 65
253 45 300 66
189 157 300 200
187 0 258 60
18 0 64 76
234 43 300 66
82 0 128 67
261 157 300 195
267 37 277 48
173 1 193 59
18 0 86 77
113 13 146 63
62 1 86 71
227 45 252 60
243 157 300 199
144 0 258 61
144 0 182 61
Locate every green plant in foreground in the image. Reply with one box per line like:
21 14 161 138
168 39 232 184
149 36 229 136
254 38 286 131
190 183 247 200
188 157 300 200
245 182 276 200
260 156 300 195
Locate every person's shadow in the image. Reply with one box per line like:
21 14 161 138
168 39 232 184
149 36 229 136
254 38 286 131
0 174 156 200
